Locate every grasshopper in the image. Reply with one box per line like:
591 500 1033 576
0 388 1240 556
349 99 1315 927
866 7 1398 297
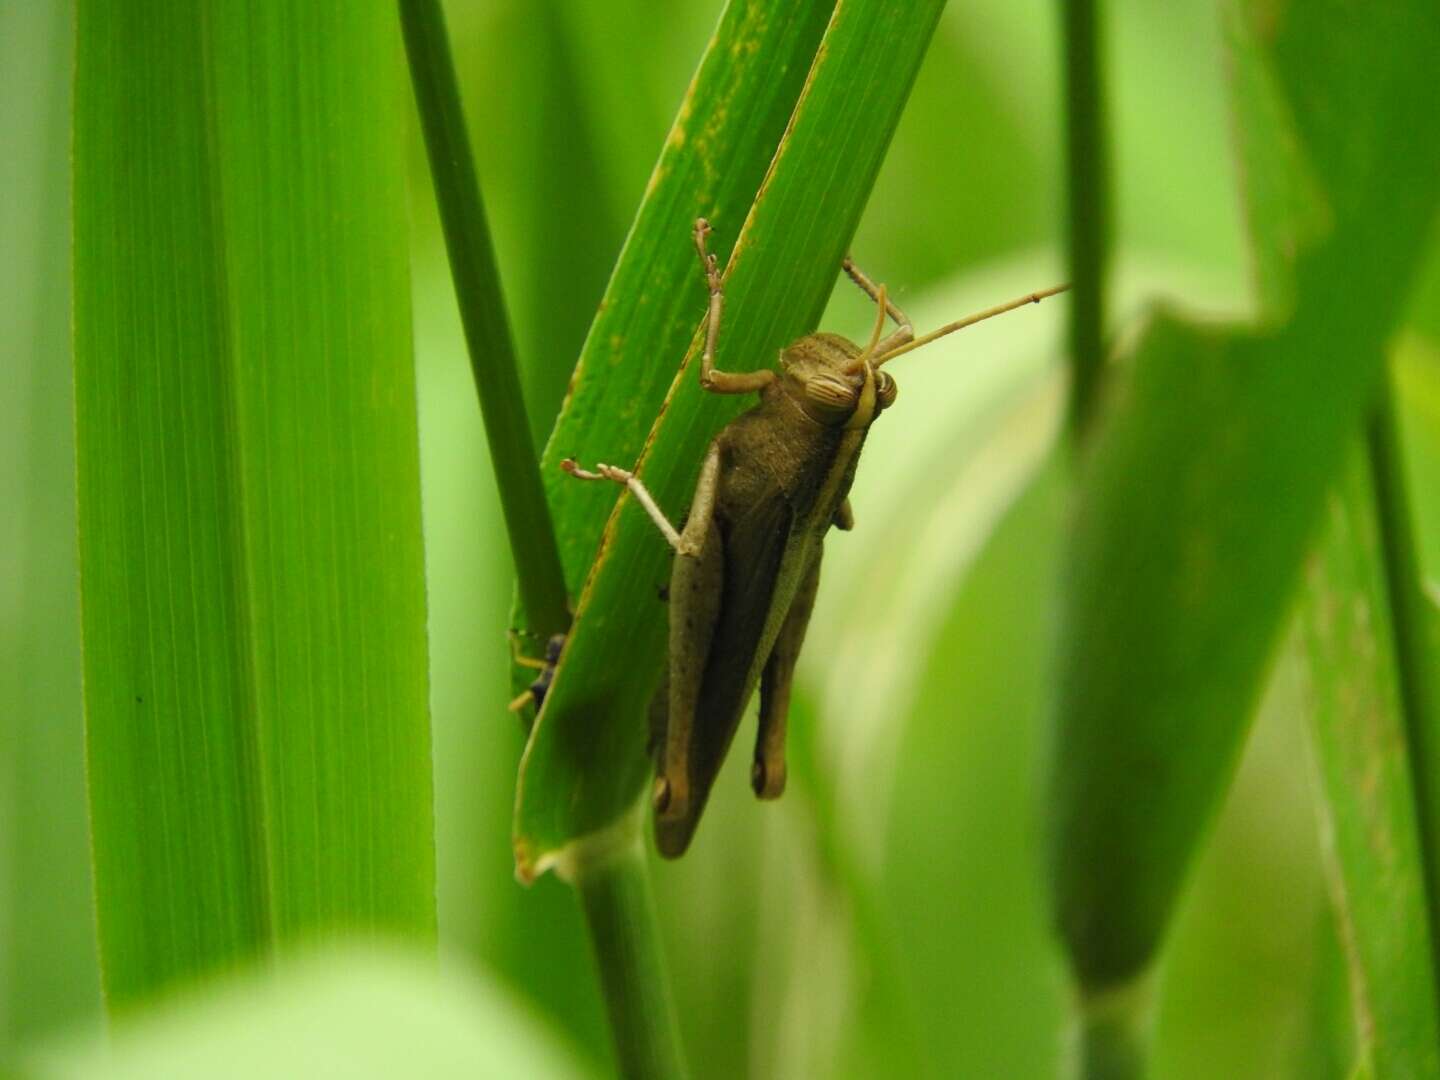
565 219 1065 857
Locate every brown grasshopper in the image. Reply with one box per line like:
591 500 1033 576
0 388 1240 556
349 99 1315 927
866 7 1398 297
565 219 1065 857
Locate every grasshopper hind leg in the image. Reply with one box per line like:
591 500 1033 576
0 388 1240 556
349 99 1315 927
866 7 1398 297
754 547 824 800
651 445 726 848
653 516 724 839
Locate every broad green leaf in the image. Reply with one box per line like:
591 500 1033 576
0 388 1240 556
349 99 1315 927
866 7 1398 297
74 1 434 1007
18 948 586 1080
1046 0 1440 996
516 0 948 877
1297 449 1440 1077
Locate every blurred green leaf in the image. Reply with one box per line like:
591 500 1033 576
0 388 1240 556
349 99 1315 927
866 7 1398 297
1060 0 1111 436
1295 901 1358 1080
1047 0 1440 1001
1151 673 1331 1080
1391 308 1440 944
1394 338 1440 573
505 4 628 439
784 265 1068 1075
865 468 1068 1078
74 1 435 1007
1 0 98 1045
18 948 587 1080
1297 448 1440 1077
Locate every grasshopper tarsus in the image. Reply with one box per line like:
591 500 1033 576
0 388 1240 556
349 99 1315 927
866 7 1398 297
566 456 685 551
751 758 786 801
561 457 631 485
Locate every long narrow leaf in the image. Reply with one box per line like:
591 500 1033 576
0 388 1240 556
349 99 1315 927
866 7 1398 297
74 1 435 1006
517 0 947 876
1385 317 1440 960
1047 0 1440 1003
1298 449 1440 1077
1059 0 1110 437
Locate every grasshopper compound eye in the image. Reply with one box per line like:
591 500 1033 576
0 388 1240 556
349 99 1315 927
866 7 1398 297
875 369 897 410
804 371 856 415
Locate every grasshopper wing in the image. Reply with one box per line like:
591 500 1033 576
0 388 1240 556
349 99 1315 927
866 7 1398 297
654 487 796 858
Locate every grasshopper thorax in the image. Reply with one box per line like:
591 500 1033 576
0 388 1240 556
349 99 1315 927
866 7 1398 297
779 332 897 426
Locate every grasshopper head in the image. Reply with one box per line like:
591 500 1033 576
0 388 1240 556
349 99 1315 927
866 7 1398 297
779 332 897 427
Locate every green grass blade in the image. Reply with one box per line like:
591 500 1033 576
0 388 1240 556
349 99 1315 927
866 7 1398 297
399 0 570 640
1298 448 1440 1078
516 0 947 876
1060 0 1111 438
1046 0 1440 1005
568 839 686 1080
74 1 435 1007
1385 319 1440 972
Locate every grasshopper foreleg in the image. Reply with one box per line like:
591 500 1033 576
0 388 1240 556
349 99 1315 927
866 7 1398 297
693 218 775 396
842 256 914 355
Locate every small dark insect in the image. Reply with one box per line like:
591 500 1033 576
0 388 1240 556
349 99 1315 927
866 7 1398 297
565 219 1066 857
508 632 566 714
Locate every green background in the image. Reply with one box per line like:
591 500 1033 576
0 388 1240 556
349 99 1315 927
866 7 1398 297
7 0 1436 1075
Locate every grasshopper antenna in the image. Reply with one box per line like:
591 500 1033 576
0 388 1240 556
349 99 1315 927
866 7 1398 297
874 283 1070 367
